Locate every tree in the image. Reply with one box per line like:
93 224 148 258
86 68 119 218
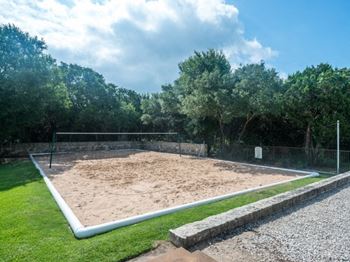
113 86 143 131
4 24 350 155
0 24 70 143
232 62 283 142
0 24 146 143
59 63 120 131
284 64 350 151
177 49 234 144
140 94 167 130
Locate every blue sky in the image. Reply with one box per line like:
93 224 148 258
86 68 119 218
0 0 349 92
231 0 350 76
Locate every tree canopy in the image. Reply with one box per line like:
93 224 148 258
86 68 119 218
0 25 142 143
1 24 350 153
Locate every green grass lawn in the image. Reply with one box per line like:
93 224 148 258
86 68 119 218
0 160 327 262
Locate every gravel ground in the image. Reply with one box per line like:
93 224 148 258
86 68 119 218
199 184 350 262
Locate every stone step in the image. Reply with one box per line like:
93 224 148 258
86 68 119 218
148 247 216 262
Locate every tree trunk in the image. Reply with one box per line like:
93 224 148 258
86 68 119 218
305 122 313 165
305 122 311 150
237 114 255 142
218 119 225 146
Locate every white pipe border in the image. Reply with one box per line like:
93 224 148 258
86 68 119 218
204 157 317 175
29 153 319 239
29 154 84 234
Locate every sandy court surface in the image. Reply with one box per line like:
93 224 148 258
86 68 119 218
35 150 304 226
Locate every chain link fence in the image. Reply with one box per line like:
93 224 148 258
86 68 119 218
214 144 350 174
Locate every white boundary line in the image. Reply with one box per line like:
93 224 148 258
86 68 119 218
29 154 84 234
29 152 319 238
207 158 317 175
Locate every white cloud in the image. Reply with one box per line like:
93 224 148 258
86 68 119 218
0 0 277 92
279 72 288 80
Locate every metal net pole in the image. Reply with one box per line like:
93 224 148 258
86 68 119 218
178 133 182 157
49 131 56 168
337 120 340 174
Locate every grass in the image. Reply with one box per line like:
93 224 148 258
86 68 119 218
0 160 327 262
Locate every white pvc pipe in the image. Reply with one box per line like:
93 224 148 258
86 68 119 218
208 158 317 175
29 153 319 239
29 155 84 234
76 171 319 238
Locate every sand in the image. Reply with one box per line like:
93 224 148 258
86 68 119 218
35 150 304 226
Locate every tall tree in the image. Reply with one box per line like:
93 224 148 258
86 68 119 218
140 93 168 131
231 62 283 142
0 24 70 143
284 64 350 150
113 86 143 131
59 63 121 131
177 49 234 144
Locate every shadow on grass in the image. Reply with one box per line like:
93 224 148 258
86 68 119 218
0 160 42 191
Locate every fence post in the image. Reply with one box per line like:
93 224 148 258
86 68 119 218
177 133 182 157
49 131 56 169
337 120 340 174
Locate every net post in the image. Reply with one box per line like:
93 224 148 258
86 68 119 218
199 140 205 157
178 133 182 157
49 131 56 168
337 120 340 174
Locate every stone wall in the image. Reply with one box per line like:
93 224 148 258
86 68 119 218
0 143 50 157
142 141 207 156
0 141 207 158
170 171 349 248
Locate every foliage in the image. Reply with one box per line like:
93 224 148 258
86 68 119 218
178 50 234 143
2 24 350 151
0 25 70 142
284 64 350 149
0 25 142 143
231 63 283 142
140 93 166 130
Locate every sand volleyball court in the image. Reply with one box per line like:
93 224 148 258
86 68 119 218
35 150 304 226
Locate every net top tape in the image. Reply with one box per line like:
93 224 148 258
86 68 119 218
55 132 178 135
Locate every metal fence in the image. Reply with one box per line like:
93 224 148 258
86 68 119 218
214 144 350 174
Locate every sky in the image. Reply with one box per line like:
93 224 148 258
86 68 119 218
0 0 349 92
231 0 350 79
